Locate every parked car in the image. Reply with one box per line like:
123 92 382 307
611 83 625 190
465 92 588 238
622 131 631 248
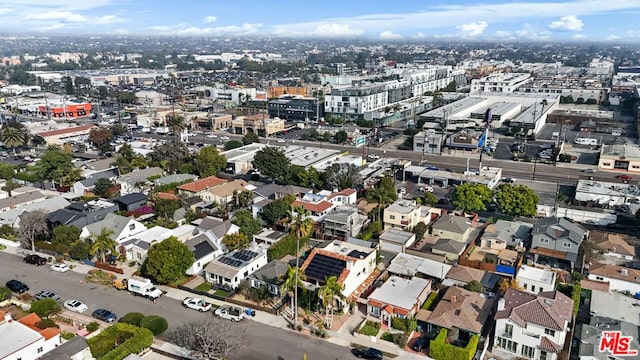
92 308 117 323
34 290 61 302
23 254 47 265
351 347 383 360
425 165 440 171
411 337 428 352
6 279 29 294
182 297 213 312
502 177 516 183
398 187 406 195
64 299 88 313
582 169 597 173
421 186 434 193
617 175 633 180
50 263 70 272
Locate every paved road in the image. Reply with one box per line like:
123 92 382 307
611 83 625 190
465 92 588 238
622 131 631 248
0 252 354 360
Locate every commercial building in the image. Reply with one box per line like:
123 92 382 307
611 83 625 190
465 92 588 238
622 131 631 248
413 129 443 154
574 177 640 207
470 73 532 93
267 95 321 122
231 114 285 137
599 144 640 172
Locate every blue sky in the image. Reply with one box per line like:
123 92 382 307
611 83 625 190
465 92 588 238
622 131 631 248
1 0 640 41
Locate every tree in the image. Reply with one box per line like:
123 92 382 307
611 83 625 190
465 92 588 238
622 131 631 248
142 236 194 284
323 164 361 191
154 198 182 218
494 184 539 217
580 237 602 268
64 76 74 95
52 224 80 254
140 315 169 335
224 140 243 150
30 298 61 318
93 178 114 198
222 232 250 251
1 127 25 155
242 132 260 145
260 194 296 227
423 192 438 205
252 146 291 181
195 146 226 178
232 209 262 238
18 210 49 251
167 318 247 360
499 278 522 293
287 206 313 239
166 114 186 140
88 127 114 154
90 228 117 263
282 266 305 320
451 183 492 213
1 181 19 197
0 163 14 180
333 130 348 144
31 135 45 147
413 222 428 240
319 275 344 327
34 145 76 185
148 141 191 173
464 280 483 293
366 177 397 220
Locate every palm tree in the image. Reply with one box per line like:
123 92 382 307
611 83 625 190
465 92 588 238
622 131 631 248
166 114 186 141
1 127 25 155
90 227 117 263
366 186 395 221
287 205 313 326
319 276 345 328
281 266 306 320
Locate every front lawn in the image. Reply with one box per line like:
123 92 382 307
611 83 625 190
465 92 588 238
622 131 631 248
195 282 212 292
214 289 230 298
357 320 381 336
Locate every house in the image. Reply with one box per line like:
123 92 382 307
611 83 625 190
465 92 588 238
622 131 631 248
442 265 500 292
253 183 311 200
72 168 119 195
387 252 452 281
589 230 636 261
204 247 268 289
577 315 640 360
431 238 469 261
481 220 533 248
116 167 163 195
184 230 225 275
378 228 416 253
291 193 335 221
0 190 48 212
367 276 431 327
199 179 250 204
0 311 61 360
113 192 148 212
326 188 358 206
121 226 174 263
426 286 495 339
300 240 377 308
176 176 228 197
153 173 198 187
47 199 119 229
515 265 557 294
431 213 476 243
194 217 239 239
77 158 117 177
530 217 588 269
247 259 290 297
494 288 574 360
589 290 640 326
38 336 91 360
587 263 640 294
253 228 287 246
0 196 70 228
80 213 146 243
320 206 369 241
383 199 438 231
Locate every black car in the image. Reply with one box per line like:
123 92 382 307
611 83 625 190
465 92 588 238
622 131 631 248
6 279 29 294
23 254 47 265
352 347 383 360
92 309 117 323
411 337 428 352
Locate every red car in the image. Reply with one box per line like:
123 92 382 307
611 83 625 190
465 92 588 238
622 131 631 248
616 175 633 180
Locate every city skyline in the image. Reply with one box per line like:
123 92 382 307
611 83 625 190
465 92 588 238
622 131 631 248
0 0 639 42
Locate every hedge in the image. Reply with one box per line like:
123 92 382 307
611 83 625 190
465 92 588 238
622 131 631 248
429 329 479 360
267 234 309 261
118 312 145 326
88 323 153 360
391 317 417 333
571 283 581 316
140 315 168 335
421 291 439 310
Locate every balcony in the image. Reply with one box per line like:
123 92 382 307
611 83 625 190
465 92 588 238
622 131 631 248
401 220 410 225
522 331 540 339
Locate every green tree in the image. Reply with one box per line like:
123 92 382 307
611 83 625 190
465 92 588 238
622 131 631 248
423 192 438 205
148 141 191 173
366 177 397 220
154 198 182 218
31 135 46 147
333 130 348 144
30 298 61 318
451 183 492 213
413 222 428 240
140 315 168 335
34 145 75 184
142 236 194 284
260 194 296 227
52 224 80 254
195 146 226 178
287 206 313 239
64 76 74 95
224 140 243 150
464 280 483 293
232 209 262 238
281 266 305 320
118 312 145 326
222 232 250 251
1 127 26 155
69 238 92 260
493 184 539 217
166 114 186 141
0 163 14 180
323 163 361 191
93 178 114 198
319 275 344 327
252 146 291 181
90 228 117 263
88 127 114 154
242 132 260 145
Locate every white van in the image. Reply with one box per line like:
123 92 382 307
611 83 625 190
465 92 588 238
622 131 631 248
575 137 598 146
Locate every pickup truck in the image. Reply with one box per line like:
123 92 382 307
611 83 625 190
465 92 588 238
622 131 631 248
214 305 246 321
182 297 213 312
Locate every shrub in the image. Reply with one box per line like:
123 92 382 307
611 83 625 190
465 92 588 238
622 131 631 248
140 315 168 335
61 332 76 340
88 323 153 360
30 298 62 318
0 286 10 301
391 317 416 332
357 320 381 336
118 312 145 326
36 318 59 329
267 234 309 261
571 283 581 316
429 329 478 360
86 321 100 333
421 292 438 310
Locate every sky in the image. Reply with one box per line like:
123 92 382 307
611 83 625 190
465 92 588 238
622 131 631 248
1 0 640 42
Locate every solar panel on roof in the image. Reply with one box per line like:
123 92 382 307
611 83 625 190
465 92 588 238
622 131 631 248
219 257 242 267
304 254 346 283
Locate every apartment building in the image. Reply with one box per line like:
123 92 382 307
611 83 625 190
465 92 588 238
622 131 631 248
470 73 532 93
382 199 436 231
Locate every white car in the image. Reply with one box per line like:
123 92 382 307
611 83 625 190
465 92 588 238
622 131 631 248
277 139 286 143
64 299 88 313
206 134 218 138
220 136 230 140
50 263 70 273
182 297 213 312
398 187 407 195
422 186 434 193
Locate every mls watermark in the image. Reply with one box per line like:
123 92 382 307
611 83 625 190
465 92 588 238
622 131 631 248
599 331 638 357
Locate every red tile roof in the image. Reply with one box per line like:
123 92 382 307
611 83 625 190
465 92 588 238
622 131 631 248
156 192 179 200
327 188 356 200
38 124 95 137
580 278 610 292
291 199 333 214
177 176 227 193
495 288 573 331
540 336 562 353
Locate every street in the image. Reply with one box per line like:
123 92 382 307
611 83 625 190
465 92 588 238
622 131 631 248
0 252 355 360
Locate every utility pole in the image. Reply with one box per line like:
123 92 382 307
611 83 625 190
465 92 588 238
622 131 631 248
439 108 449 155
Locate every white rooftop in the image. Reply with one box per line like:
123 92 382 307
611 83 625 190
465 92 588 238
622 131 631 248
516 265 556 285
0 318 43 359
387 252 452 280
590 290 640 326
369 276 430 310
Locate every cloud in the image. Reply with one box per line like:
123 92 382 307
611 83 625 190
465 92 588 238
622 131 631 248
95 15 123 25
494 30 512 38
413 32 425 39
380 30 403 40
27 11 87 22
35 23 65 32
274 23 364 37
203 16 217 24
149 23 263 36
572 33 587 39
457 21 488 36
606 34 620 40
111 28 131 35
516 23 551 40
549 15 584 31
0 8 13 15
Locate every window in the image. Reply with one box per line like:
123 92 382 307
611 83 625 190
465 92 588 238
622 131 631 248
545 328 555 337
129 223 135 230
563 242 571 248
531 285 536 293
390 215 396 220
523 283 527 290
540 350 548 360
520 344 534 358
540 238 549 244
505 323 513 337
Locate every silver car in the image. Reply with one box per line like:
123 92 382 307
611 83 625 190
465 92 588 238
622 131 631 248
34 290 61 302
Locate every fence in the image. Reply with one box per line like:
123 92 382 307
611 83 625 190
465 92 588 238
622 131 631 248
95 262 124 274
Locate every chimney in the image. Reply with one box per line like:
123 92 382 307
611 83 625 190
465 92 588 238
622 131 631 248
450 294 457 304
3 312 11 322
498 298 506 311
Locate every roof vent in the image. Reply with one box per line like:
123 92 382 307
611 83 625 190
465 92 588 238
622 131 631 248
620 269 629 276
544 299 554 306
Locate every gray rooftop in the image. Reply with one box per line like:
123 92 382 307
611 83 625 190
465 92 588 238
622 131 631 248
84 213 136 239
482 219 533 244
379 228 415 245
0 190 46 210
248 259 289 285
432 214 471 235
38 336 89 360
387 252 452 280
590 290 640 326
368 276 430 310
432 238 467 254
154 173 198 185
578 316 640 360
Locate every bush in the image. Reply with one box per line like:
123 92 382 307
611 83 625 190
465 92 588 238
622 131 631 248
391 317 416 332
118 312 145 326
30 298 62 318
421 292 439 310
61 332 76 340
86 321 100 333
36 318 59 329
429 329 478 360
267 234 309 261
0 286 10 301
88 323 153 360
357 320 381 336
140 315 168 335
571 283 581 316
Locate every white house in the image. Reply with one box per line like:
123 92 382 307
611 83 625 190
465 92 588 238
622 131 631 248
184 230 225 276
80 213 146 244
204 246 268 289
0 312 61 360
587 263 640 295
121 226 174 263
515 265 557 294
494 289 574 360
